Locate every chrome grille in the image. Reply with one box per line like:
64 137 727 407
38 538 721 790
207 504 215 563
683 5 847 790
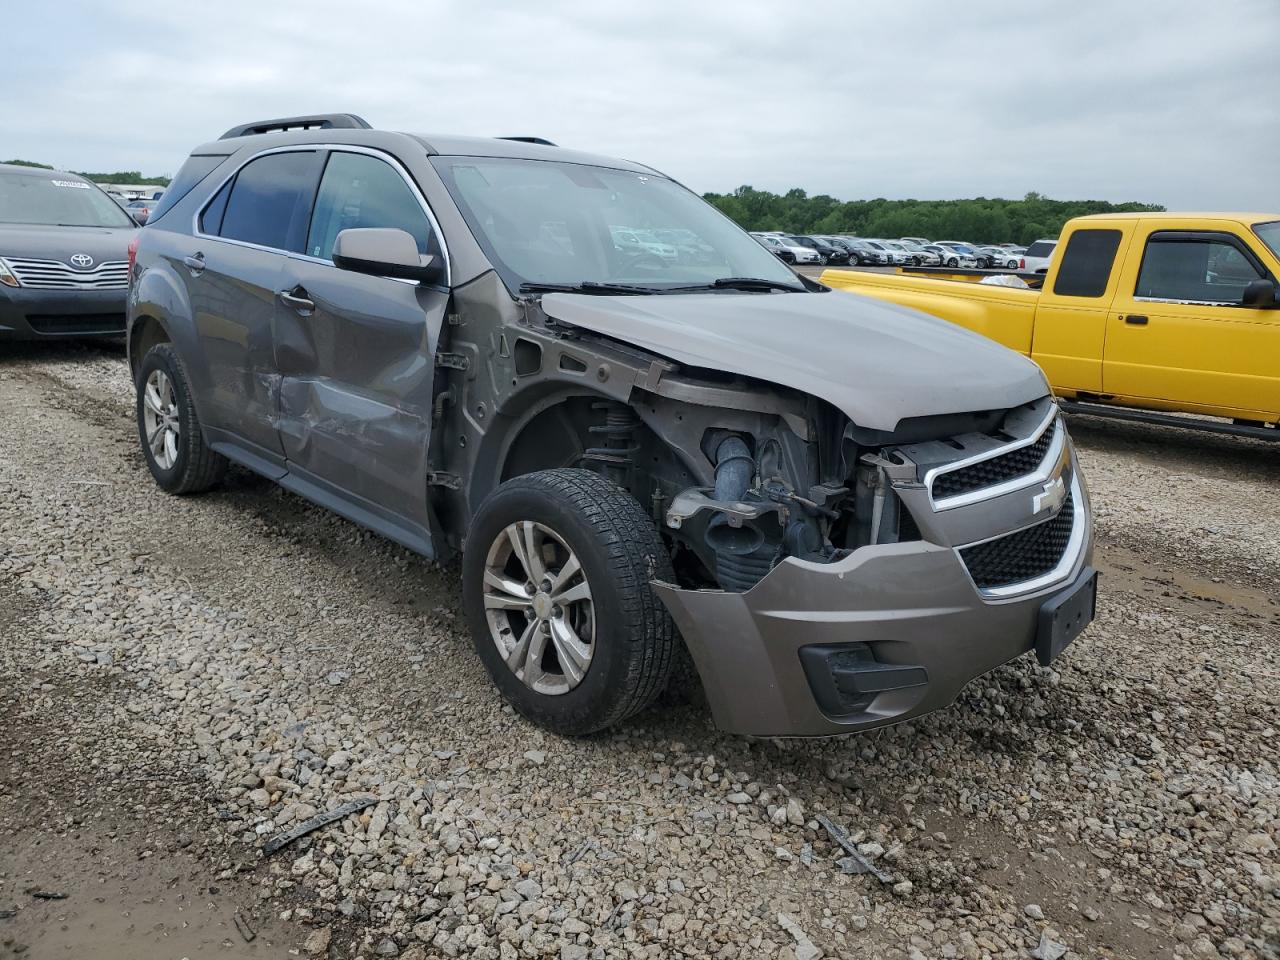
933 421 1058 500
2 257 129 290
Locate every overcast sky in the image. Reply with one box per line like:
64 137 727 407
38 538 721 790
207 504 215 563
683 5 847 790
4 0 1277 209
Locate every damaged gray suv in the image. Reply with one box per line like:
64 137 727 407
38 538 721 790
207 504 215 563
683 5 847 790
128 114 1096 737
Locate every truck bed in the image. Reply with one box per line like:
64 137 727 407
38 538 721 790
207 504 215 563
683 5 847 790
820 268 1041 354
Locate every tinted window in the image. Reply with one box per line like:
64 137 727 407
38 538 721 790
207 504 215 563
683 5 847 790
218 151 321 252
147 154 226 224
200 178 231 235
1135 233 1264 304
1025 241 1056 258
306 152 436 262
1052 229 1122 297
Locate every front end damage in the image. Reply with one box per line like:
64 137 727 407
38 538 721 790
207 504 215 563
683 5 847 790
651 394 1094 737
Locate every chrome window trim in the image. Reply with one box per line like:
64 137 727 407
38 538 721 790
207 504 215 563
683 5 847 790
1131 296 1250 307
958 473 1087 602
925 404 1060 511
190 143 452 287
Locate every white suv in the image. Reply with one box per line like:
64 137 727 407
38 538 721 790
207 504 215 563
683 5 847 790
1021 238 1058 273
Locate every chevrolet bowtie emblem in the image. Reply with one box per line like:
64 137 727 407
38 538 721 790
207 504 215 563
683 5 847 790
1032 475 1068 514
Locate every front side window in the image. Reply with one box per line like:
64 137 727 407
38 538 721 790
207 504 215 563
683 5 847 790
306 152 437 262
1135 233 1264 304
431 156 800 291
0 172 135 228
215 151 322 252
1251 220 1279 261
1052 228 1121 298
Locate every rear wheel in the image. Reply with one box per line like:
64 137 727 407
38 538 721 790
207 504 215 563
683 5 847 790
136 343 227 494
463 468 677 736
947 257 959 267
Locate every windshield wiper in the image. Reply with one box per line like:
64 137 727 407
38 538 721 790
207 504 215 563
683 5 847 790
519 281 664 296
669 277 806 293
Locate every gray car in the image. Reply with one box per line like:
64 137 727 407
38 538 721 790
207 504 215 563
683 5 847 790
128 114 1096 738
0 164 137 339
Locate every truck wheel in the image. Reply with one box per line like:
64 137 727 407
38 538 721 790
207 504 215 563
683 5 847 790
135 343 228 494
463 468 677 736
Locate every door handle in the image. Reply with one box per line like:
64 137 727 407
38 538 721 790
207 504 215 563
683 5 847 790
1124 314 1149 325
182 253 205 274
277 288 315 314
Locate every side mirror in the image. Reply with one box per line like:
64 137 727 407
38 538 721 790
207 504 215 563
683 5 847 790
332 228 442 284
1241 278 1277 308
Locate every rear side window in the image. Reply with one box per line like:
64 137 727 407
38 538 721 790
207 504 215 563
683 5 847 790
1052 229 1121 297
1135 233 1264 304
1025 241 1056 257
305 151 436 262
216 151 323 252
147 154 226 224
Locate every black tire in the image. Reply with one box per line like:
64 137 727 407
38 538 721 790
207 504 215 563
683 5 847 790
947 257 959 267
135 343 228 494
462 468 677 736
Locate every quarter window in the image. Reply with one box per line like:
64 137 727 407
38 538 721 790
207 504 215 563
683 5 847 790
306 152 436 262
200 178 231 235
1135 233 1264 304
1052 229 1121 298
216 151 322 252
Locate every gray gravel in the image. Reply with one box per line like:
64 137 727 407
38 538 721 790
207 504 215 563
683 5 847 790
0 343 1276 960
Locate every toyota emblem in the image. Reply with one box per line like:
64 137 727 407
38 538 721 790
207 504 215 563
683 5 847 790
70 253 94 268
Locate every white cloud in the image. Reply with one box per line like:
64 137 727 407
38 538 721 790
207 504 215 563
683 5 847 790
4 0 1277 208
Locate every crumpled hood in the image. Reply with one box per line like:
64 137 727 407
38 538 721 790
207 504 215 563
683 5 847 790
542 289 1049 432
0 223 136 265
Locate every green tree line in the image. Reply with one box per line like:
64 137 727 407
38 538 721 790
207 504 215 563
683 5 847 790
702 187 1165 245
4 159 170 186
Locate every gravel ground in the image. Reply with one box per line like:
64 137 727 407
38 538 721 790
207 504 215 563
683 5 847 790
0 341 1276 960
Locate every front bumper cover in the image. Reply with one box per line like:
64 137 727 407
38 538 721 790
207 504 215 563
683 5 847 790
0 286 126 339
653 471 1094 738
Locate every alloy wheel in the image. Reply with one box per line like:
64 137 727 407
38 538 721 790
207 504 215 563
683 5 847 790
482 520 595 696
142 369 180 470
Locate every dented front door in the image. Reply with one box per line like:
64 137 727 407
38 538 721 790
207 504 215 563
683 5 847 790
272 259 448 536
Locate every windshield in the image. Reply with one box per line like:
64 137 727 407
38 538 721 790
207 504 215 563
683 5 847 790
431 157 801 291
1253 220 1280 260
0 172 135 228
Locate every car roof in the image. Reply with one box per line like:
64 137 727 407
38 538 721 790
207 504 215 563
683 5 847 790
1073 211 1278 226
0 163 86 180
189 127 660 177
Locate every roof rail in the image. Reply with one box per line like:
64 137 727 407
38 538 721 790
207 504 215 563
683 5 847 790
219 113 373 141
496 136 557 146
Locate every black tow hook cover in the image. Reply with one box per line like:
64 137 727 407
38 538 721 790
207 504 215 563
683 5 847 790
799 643 929 717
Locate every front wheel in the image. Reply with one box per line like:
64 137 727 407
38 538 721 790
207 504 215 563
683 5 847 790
947 257 959 267
462 469 677 736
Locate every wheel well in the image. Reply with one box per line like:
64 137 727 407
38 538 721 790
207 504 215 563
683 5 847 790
129 315 169 377
495 394 693 502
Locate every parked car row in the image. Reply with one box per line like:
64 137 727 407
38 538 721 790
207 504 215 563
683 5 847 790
751 230 1058 272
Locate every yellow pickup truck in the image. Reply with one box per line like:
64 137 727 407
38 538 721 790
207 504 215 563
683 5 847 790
822 213 1280 439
